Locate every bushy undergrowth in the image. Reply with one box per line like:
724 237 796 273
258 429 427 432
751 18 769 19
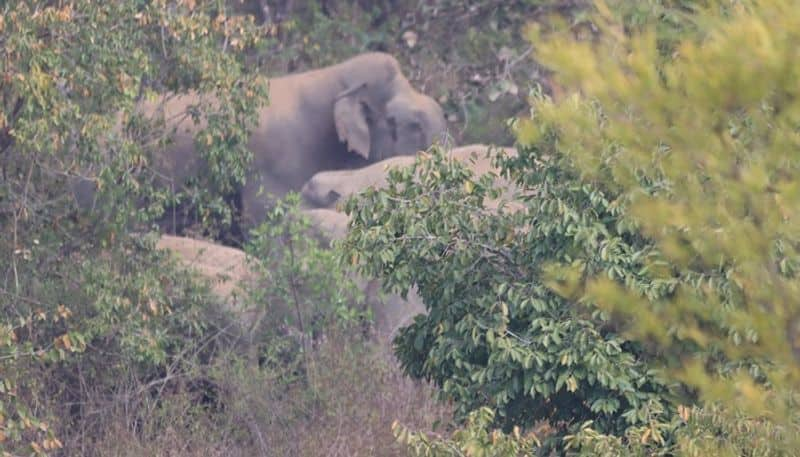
77 200 450 457
87 327 449 457
0 2 266 452
343 138 675 452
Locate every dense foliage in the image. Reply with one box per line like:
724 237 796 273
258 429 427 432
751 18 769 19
343 131 675 452
244 195 368 365
0 1 266 453
345 0 800 454
394 407 541 457
531 0 800 452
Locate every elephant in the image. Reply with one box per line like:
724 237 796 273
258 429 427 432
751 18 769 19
157 205 426 344
156 234 262 335
140 52 447 233
156 234 253 304
295 145 526 340
300 143 520 210
303 207 350 244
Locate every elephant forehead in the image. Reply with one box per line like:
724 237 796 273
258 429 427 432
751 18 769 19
387 91 446 137
312 168 381 196
302 157 409 204
385 91 422 114
347 156 416 188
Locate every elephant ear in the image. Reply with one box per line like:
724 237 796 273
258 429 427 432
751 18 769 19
334 84 371 159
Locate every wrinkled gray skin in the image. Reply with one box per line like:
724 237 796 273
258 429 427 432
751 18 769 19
303 208 350 243
301 143 519 209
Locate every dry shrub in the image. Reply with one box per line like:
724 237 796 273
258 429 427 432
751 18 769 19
88 392 250 457
223 327 451 457
85 327 449 457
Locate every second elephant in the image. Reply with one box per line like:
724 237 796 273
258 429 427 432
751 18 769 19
301 143 520 210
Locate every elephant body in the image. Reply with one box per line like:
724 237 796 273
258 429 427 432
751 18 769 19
301 143 519 210
156 234 260 332
293 207 425 341
303 207 350 243
145 52 446 231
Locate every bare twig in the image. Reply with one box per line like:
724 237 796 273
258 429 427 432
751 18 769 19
286 227 315 392
11 161 35 294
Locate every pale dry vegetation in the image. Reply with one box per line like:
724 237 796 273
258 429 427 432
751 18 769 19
88 329 449 457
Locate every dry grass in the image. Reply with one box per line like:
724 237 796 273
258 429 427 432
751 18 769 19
86 329 449 457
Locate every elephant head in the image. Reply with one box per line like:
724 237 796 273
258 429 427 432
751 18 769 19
300 154 416 208
330 53 447 163
240 52 448 229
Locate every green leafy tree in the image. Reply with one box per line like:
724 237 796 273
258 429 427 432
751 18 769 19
244 194 367 383
343 140 673 451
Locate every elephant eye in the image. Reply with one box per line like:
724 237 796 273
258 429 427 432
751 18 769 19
360 101 374 123
406 120 423 141
388 117 398 141
325 190 341 207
